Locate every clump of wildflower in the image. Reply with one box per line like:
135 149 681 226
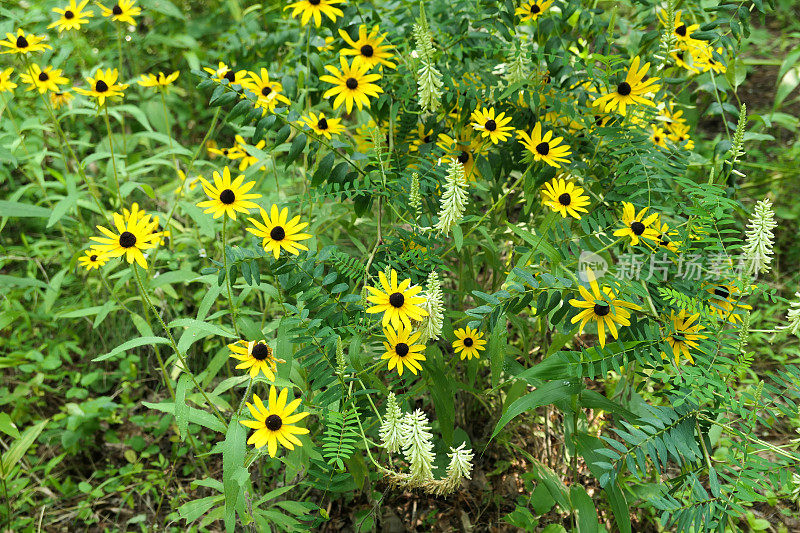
434 158 468 235
417 271 444 343
401 409 436 483
410 173 422 219
783 293 800 338
742 198 777 278
379 393 404 453
504 40 531 85
412 6 443 113
433 443 474 494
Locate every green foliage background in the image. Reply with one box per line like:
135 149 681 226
1 0 800 531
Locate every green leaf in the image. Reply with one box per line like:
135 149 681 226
452 224 463 251
570 485 599 533
312 152 335 186
92 336 170 362
0 200 50 218
175 374 191 440
44 269 68 313
0 413 20 439
491 379 583 439
2 420 47 476
178 495 222 522
47 194 77 228
223 416 247 532
489 315 507 389
142 401 226 433
285 133 307 168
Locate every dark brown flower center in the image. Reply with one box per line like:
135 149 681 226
317 117 328 130
65 10 75 19
38 71 49 82
535 142 550 155
224 70 236 82
675 24 687 37
219 188 235 204
558 193 571 206
457 151 469 164
676 51 685 61
593 302 610 316
484 119 497 131
345 77 358 90
389 292 405 308
16 35 29 48
251 342 272 361
90 254 98 262
659 234 670 246
360 44 374 57
261 86 272 96
308 0 321 4
119 231 136 248
266 414 282 431
630 221 645 235
112 4 123 15
617 81 632 96
463 337 474 347
531 4 541 13
714 287 730 299
95 79 109 92
270 226 286 241
423 135 431 143
395 342 409 357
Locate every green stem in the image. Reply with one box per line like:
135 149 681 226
236 377 254 419
132 265 227 424
223 215 241 337
103 104 123 206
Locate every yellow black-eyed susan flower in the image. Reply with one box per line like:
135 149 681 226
317 36 335 52
338 25 396 70
593 56 661 116
518 123 572 168
90 208 162 269
382 325 426 376
541 177 590 219
137 71 180 88
653 219 681 253
97 0 141 25
204 62 247 85
452 326 486 361
408 123 434 152
232 135 267 171
650 126 668 148
705 283 752 324
20 64 69 94
613 202 660 246
78 250 109 270
514 0 554 23
671 49 700 74
353 119 389 152
320 56 383 113
49 0 94 33
697 46 727 74
667 123 694 150
244 68 291 115
240 387 309 457
658 10 699 43
196 166 261 220
228 340 284 380
299 111 344 139
0 68 17 93
50 90 74 109
436 130 486 181
174 168 202 196
207 142 245 161
74 68 128 106
0 29 51 55
366 269 428 331
659 103 688 135
470 107 514 144
661 310 706 365
246 205 312 259
284 0 345 27
569 272 642 348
